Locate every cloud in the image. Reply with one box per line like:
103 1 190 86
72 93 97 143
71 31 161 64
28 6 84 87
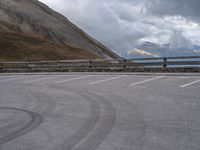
193 50 200 53
127 48 159 57
39 0 200 57
145 0 200 19
169 31 193 49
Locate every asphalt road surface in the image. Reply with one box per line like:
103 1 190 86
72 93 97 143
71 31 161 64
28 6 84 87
0 73 200 150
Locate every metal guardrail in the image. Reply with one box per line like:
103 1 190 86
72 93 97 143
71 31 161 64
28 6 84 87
130 56 200 68
0 56 200 72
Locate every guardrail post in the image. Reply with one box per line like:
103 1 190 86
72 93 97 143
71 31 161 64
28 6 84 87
28 62 31 72
0 63 2 73
123 59 127 69
89 60 92 68
163 57 167 68
57 60 60 69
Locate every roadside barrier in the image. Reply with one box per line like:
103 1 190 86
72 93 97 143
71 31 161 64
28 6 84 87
0 56 200 72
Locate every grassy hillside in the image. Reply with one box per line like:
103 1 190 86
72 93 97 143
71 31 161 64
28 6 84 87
0 0 119 60
0 32 100 62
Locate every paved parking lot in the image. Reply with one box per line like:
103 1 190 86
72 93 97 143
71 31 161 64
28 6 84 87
0 73 200 150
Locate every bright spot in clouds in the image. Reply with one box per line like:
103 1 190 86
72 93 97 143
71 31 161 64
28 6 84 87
128 48 159 57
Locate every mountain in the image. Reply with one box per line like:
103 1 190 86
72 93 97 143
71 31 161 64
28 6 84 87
0 0 118 61
126 41 200 58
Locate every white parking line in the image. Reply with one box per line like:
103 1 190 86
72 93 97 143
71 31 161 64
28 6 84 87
0 76 37 83
23 75 77 83
129 76 164 86
55 75 94 84
89 75 127 85
180 79 200 88
24 76 56 83
0 76 14 78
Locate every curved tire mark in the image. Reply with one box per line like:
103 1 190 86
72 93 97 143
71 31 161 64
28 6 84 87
111 93 146 150
0 107 43 145
53 88 101 150
52 85 116 150
0 87 35 124
22 86 57 118
72 90 116 150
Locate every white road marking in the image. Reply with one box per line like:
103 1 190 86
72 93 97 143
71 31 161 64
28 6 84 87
24 76 55 83
129 76 164 86
0 76 38 83
55 75 94 84
89 75 127 85
180 79 200 88
0 76 14 78
23 75 76 83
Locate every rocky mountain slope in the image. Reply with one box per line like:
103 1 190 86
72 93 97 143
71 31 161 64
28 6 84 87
0 0 118 61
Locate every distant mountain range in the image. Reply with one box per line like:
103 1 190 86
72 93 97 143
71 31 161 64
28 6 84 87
126 41 200 58
0 0 118 61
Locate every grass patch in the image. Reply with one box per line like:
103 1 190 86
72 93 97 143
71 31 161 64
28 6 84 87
0 31 100 61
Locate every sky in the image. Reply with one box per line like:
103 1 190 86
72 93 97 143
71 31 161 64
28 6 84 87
39 0 200 57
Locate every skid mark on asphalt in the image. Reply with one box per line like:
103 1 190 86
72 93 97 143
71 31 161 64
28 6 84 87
22 83 100 148
21 87 57 118
0 92 34 124
72 91 116 150
172 97 194 150
0 107 43 145
0 87 58 149
109 93 146 150
50 86 116 150
57 90 101 150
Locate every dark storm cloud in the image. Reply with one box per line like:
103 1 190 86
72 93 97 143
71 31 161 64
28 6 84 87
39 0 200 57
146 0 200 19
